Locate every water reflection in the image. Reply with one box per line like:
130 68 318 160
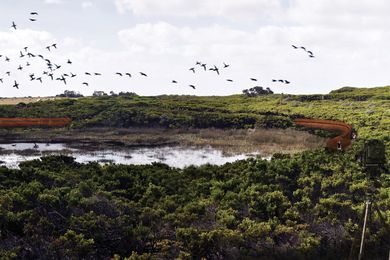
0 143 263 169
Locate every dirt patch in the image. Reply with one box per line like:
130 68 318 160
0 97 67 105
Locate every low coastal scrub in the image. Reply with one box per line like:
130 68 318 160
0 144 388 259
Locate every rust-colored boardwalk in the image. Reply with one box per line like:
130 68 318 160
0 118 72 127
294 118 354 151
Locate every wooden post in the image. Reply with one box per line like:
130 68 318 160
359 200 370 260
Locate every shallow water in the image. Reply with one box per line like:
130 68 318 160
0 143 264 169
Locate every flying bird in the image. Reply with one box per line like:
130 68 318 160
0 78 3 83
189 67 195 73
292 45 298 49
46 46 51 51
223 62 230 68
17 65 23 71
29 18 37 22
214 65 220 75
226 79 233 82
300 46 306 51
82 82 89 86
71 73 77 77
11 22 17 30
140 72 148 77
189 85 196 89
67 59 72 64
201 64 207 71
172 80 178 83
6 72 10 76
250 78 257 81
85 72 91 75
20 51 25 58
13 81 19 89
5 56 10 62
285 80 290 84
52 43 57 49
94 73 102 76
24 47 28 52
115 72 123 76
36 77 42 83
30 12 38 15
125 73 132 77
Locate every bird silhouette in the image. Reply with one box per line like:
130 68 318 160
201 64 207 71
36 77 42 83
71 73 77 77
11 22 17 30
125 73 132 77
172 80 178 83
309 54 315 58
272 79 277 82
195 61 201 65
82 82 89 86
292 45 298 49
250 78 257 81
24 47 28 52
278 79 284 82
20 51 25 58
94 73 102 76
46 46 51 51
115 72 123 76
189 67 195 73
67 59 72 64
223 62 229 68
55 64 61 69
30 12 38 15
189 85 196 89
26 62 30 66
52 43 57 49
307 50 313 55
300 46 306 51
29 18 37 22
85 72 91 75
0 78 3 83
285 80 290 84
17 65 23 71
13 81 19 89
213 65 219 75
5 57 10 62
140 72 148 77
27 53 35 58
38 54 44 59
226 79 233 82
6 72 10 76
48 73 54 80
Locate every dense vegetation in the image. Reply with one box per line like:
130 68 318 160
0 86 389 258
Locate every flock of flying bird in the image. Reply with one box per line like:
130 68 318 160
2 11 316 92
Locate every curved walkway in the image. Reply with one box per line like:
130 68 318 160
294 118 354 151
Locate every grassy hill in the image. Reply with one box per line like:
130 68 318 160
0 86 389 259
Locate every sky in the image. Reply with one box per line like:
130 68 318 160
1 0 390 97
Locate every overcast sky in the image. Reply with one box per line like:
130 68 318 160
1 0 390 97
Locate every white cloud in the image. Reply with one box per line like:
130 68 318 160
44 0 64 4
115 0 282 20
81 1 93 9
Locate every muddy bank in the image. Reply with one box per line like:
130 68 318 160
0 127 326 155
